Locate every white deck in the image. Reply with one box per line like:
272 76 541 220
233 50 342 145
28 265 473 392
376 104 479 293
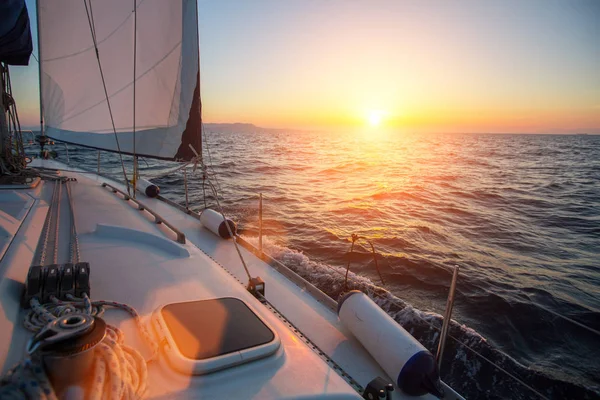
0 159 461 399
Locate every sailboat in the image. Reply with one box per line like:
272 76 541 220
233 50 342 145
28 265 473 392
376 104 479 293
0 0 466 398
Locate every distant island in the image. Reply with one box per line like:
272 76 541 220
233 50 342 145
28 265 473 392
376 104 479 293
203 123 317 134
203 123 294 134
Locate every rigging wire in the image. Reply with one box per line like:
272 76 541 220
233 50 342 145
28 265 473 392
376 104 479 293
0 63 27 173
519 297 600 337
132 0 138 197
6 66 26 165
82 0 131 196
186 142 252 282
204 178 252 282
202 173 207 209
201 127 222 194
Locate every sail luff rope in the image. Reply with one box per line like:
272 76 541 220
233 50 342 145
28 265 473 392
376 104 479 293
82 0 131 196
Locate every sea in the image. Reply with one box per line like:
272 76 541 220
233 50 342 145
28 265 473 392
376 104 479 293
48 130 600 399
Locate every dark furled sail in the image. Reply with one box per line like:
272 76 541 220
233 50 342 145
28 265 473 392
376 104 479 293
0 0 33 66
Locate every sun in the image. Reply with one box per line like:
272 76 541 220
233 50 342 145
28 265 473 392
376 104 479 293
368 110 385 127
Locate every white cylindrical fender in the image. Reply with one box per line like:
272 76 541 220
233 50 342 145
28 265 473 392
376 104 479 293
200 208 237 239
137 179 160 198
338 291 442 397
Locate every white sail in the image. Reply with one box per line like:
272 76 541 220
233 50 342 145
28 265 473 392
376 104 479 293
38 0 201 161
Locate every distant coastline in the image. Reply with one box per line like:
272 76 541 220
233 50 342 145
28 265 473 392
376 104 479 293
201 124 600 135
17 123 599 136
203 123 305 134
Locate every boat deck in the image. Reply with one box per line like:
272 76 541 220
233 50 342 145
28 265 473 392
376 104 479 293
0 159 461 399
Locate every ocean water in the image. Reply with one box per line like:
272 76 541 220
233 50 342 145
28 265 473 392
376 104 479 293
56 131 599 399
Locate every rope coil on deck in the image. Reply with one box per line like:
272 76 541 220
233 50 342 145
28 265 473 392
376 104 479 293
0 294 156 400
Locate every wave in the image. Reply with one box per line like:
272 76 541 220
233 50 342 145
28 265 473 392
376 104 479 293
243 236 600 400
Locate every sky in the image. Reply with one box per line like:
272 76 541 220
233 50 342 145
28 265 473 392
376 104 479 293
9 0 600 133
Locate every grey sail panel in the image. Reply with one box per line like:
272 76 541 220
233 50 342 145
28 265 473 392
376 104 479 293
38 0 201 161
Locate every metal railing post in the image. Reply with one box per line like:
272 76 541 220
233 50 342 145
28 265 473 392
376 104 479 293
64 143 70 164
436 265 459 371
259 193 263 253
184 167 189 210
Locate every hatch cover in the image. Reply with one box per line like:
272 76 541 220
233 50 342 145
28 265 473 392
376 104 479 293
153 297 280 375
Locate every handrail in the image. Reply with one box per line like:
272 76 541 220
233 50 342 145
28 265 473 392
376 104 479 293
156 194 201 220
259 193 263 252
101 182 186 244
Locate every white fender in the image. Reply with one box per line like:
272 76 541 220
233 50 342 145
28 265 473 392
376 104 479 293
136 179 159 198
200 208 237 239
338 291 442 396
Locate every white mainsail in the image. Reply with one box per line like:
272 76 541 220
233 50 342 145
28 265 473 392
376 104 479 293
38 0 201 161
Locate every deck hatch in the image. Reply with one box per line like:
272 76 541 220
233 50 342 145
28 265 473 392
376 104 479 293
160 298 276 361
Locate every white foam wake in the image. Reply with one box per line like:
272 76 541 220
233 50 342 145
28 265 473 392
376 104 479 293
242 235 486 345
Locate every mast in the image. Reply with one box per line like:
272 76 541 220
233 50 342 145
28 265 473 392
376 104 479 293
36 0 43 137
132 0 137 197
195 0 202 163
0 66 7 158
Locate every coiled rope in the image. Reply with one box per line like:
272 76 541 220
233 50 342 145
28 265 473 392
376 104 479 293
0 294 156 400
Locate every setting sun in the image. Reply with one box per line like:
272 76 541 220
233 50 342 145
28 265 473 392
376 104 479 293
368 110 386 127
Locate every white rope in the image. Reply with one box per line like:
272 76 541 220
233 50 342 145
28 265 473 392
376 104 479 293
0 295 155 399
0 358 56 400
